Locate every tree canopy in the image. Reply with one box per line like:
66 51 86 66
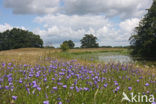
80 34 99 48
0 28 43 50
62 40 75 49
60 42 69 51
129 0 156 59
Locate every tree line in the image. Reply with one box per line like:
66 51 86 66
0 28 99 51
60 34 99 51
0 28 43 50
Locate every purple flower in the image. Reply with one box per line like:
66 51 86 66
52 78 55 80
57 97 61 100
24 64 27 67
44 78 47 82
128 87 132 91
32 81 38 88
12 96 17 100
115 82 118 86
8 63 12 66
29 73 33 77
8 77 13 82
33 83 38 88
7 73 12 78
2 63 5 67
11 86 14 91
19 79 22 83
139 76 143 79
137 80 139 82
145 83 149 86
104 83 108 88
43 100 49 104
5 86 9 90
58 78 62 81
62 85 67 88
84 87 89 91
115 86 120 91
70 86 74 90
9 83 13 86
59 72 65 75
36 73 40 77
37 87 41 91
26 88 30 94
66 76 70 79
0 85 2 89
32 81 36 85
95 76 98 79
89 71 93 74
0 78 3 82
45 93 48 99
58 102 62 104
53 87 57 90
57 82 63 86
76 86 80 92
61 69 66 71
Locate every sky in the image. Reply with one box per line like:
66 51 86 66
0 0 153 47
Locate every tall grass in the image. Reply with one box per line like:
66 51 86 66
0 48 155 104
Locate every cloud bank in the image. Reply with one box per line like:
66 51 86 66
34 14 140 46
2 0 153 47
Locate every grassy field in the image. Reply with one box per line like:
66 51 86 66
0 48 127 64
0 48 156 104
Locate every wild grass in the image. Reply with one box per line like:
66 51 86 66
0 48 155 104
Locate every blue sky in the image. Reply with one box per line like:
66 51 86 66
0 0 153 47
0 0 40 30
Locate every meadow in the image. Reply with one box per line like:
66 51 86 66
0 48 156 104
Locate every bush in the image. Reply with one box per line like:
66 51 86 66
62 40 75 49
60 43 69 51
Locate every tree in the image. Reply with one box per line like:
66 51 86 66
80 34 99 48
63 40 75 49
129 0 156 59
60 42 69 51
0 28 43 50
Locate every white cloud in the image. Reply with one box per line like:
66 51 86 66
34 14 111 46
0 23 13 32
35 14 111 30
0 23 26 32
4 0 60 14
4 0 153 18
119 18 140 32
34 14 140 47
63 0 152 18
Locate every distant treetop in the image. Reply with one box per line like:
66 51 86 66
80 34 99 48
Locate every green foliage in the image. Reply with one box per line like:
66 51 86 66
80 34 99 48
60 42 69 51
0 28 43 50
63 40 75 49
129 0 156 59
100 46 112 48
44 45 55 49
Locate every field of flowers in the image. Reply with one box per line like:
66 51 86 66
0 48 155 104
